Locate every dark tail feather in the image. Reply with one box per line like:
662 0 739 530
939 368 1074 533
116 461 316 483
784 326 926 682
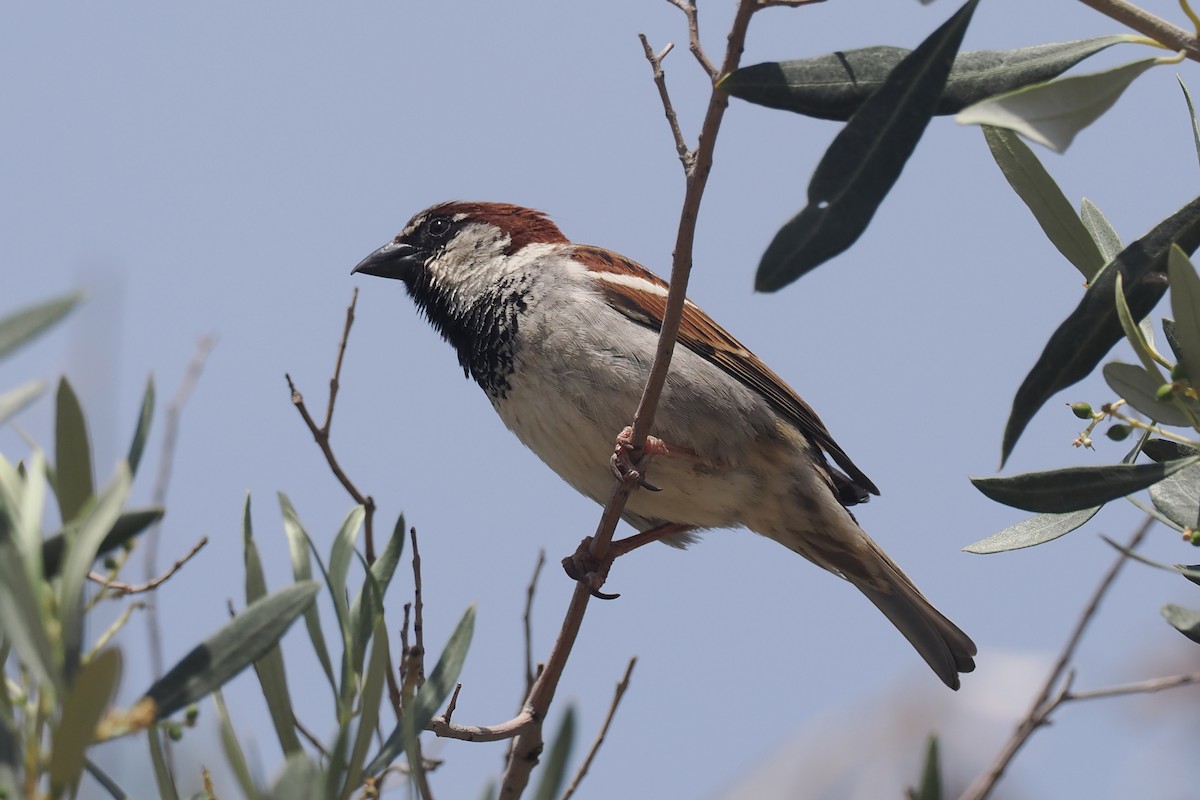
849 544 977 690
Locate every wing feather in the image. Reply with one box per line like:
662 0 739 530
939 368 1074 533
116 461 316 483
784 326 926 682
575 246 879 497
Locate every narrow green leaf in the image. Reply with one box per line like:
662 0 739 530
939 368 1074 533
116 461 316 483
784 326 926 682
1142 438 1200 462
49 648 122 795
1179 76 1200 170
0 292 82 360
1168 245 1200 386
41 506 163 579
1164 316 1187 364
264 753 324 800
14 450 47 579
0 532 59 690
279 492 337 697
0 453 58 690
347 552 382 693
402 705 425 798
0 380 45 427
1080 198 1124 262
982 125 1104 280
244 494 303 756
244 495 266 603
963 506 1101 553
214 688 261 800
957 58 1158 152
147 727 180 800
342 620 390 800
723 36 1131 121
366 604 476 776
1103 362 1193 426
755 0 981 291
324 722 353 800
1001 194 1200 465
1113 272 1169 387
972 456 1200 513
1162 603 1200 644
55 377 94 523
329 505 366 646
60 465 131 681
532 706 576 800
127 376 155 476
347 514 405 679
1149 459 1200 530
142 581 319 719
907 735 942 800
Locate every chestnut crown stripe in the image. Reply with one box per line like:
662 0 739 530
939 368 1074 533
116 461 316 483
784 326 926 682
573 244 879 498
433 201 569 254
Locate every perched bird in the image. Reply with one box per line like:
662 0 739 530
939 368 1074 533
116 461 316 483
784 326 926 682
353 201 976 689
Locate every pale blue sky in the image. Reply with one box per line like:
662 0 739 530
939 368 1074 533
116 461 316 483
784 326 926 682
4 2 1200 798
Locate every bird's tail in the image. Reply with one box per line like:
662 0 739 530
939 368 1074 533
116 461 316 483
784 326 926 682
845 537 976 690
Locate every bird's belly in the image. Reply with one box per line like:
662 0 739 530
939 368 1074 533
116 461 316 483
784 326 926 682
494 370 760 531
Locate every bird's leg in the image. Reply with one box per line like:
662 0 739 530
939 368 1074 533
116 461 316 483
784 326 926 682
563 522 698 600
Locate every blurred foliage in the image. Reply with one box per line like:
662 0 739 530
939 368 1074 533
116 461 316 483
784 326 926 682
725 0 1200 794
0 295 475 798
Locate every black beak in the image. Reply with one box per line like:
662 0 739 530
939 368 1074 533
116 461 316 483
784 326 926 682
351 241 424 282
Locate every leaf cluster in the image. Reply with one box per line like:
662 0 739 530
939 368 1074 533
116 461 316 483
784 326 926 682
0 295 481 799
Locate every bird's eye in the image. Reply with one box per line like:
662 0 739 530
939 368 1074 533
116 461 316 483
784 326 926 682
427 217 452 238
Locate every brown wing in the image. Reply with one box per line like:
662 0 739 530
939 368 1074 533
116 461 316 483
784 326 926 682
575 246 879 498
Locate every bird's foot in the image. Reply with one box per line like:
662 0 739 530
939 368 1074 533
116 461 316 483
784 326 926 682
561 523 698 600
562 536 619 600
610 426 696 492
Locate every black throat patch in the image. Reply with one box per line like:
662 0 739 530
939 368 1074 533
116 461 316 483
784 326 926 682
405 271 528 399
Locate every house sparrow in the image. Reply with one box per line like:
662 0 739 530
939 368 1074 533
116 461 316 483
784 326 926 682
353 201 976 689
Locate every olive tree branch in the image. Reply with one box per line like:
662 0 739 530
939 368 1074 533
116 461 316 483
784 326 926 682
286 288 404 721
1076 0 1200 61
497 1 765 795
664 0 718 78
960 516 1155 800
561 656 638 800
1061 670 1200 701
639 36 691 170
92 536 208 596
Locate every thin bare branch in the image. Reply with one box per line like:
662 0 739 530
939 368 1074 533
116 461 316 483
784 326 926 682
410 526 426 686
561 657 637 800
93 536 208 596
295 717 331 757
1063 670 1200 702
287 290 403 719
429 710 536 743
1076 0 1200 61
960 516 1155 800
523 550 547 698
499 2 763 795
144 334 216 686
444 684 463 725
404 525 433 800
141 334 215 774
322 288 358 435
639 35 691 170
664 0 718 78
757 0 828 7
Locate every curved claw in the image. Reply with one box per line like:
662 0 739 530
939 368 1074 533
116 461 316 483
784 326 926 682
563 537 621 599
589 585 621 600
